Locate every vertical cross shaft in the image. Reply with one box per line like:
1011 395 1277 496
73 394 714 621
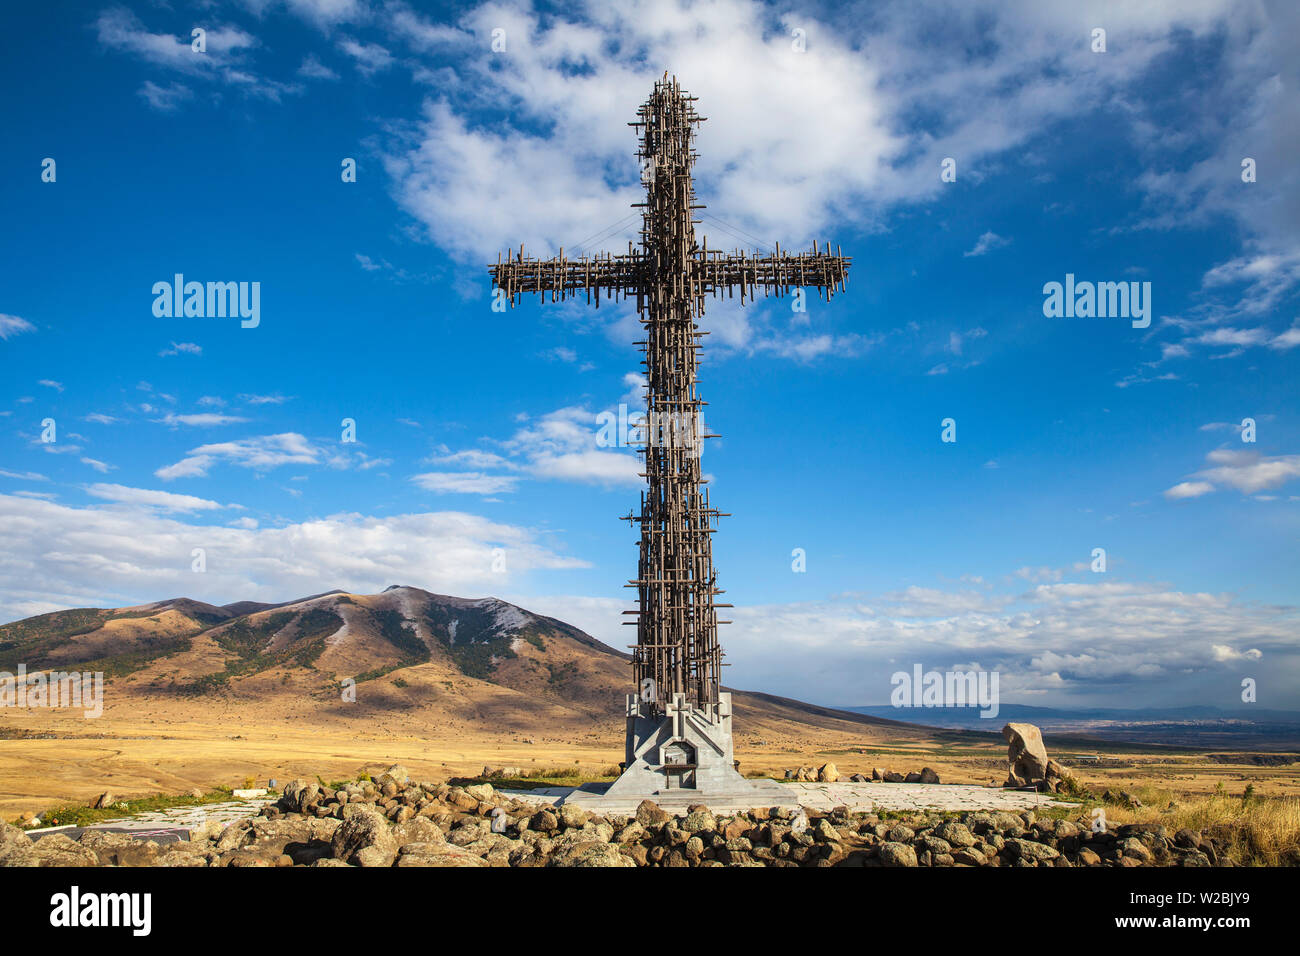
628 77 723 713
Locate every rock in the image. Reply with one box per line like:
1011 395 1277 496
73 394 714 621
77 832 157 868
353 845 394 867
635 800 670 827
221 848 280 867
1119 837 1154 863
814 819 841 843
394 816 445 846
918 767 941 784
933 821 976 848
1002 722 1049 786
1077 848 1102 866
681 809 716 834
885 824 915 843
615 822 647 844
395 843 486 867
817 762 839 783
549 841 636 868
1004 838 1060 863
872 768 887 781
91 791 114 809
918 835 952 856
31 833 99 867
849 773 869 782
330 806 398 867
879 842 918 867
883 772 905 783
904 772 922 783
953 847 986 866
0 825 38 867
464 783 495 802
157 842 210 868
559 804 590 829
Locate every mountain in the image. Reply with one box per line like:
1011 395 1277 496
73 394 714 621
0 586 934 742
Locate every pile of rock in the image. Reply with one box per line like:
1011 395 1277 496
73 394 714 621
1003 723 1076 793
786 766 941 784
785 763 840 782
0 773 1231 867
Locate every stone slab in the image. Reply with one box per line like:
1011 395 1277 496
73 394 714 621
500 780 1077 816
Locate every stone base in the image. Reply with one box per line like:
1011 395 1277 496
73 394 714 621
557 690 801 814
559 777 797 814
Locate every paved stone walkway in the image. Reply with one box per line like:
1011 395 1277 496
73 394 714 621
502 781 1076 815
27 798 274 841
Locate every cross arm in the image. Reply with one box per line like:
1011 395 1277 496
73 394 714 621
692 241 850 304
490 246 646 308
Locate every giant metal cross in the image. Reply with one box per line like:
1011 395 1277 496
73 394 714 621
490 75 851 718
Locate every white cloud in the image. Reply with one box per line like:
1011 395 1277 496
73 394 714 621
709 578 1299 708
962 231 1011 257
241 0 364 30
98 8 303 104
86 483 225 514
0 493 586 622
338 37 393 76
1195 449 1300 495
81 457 115 474
155 432 322 480
427 449 517 470
1164 480 1215 500
0 314 36 339
382 0 1249 274
138 80 194 112
96 9 257 72
159 341 202 357
297 54 339 80
411 472 520 494
1271 323 1300 350
157 413 249 427
38 379 63 392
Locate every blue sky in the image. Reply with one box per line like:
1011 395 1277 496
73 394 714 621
1 0 1297 711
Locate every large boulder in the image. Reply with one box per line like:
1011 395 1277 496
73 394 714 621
879 842 918 867
548 842 636 867
0 823 37 867
817 762 839 783
635 800 669 827
330 806 398 867
31 833 99 867
1003 722 1049 786
395 843 486 867
80 831 162 867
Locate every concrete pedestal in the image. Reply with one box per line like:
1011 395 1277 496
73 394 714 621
561 691 797 813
